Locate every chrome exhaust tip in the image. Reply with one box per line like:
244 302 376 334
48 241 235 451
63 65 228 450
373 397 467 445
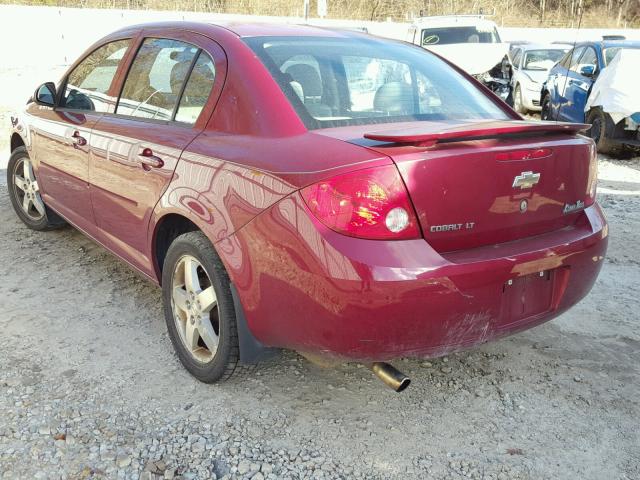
370 362 411 392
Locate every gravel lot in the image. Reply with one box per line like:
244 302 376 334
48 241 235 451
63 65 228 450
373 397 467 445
1 66 639 480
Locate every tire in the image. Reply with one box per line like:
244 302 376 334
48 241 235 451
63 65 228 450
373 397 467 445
162 231 243 383
7 146 65 231
540 93 552 120
513 84 527 114
587 108 623 156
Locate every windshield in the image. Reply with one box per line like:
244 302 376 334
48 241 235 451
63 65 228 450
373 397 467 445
245 36 509 130
421 26 500 46
604 46 640 65
523 49 567 70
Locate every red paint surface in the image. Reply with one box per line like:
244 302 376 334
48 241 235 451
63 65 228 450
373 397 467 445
19 22 608 361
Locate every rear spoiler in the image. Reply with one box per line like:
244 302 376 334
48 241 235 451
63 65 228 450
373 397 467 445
363 120 590 147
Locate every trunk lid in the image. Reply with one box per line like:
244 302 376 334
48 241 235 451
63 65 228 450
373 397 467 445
319 120 596 252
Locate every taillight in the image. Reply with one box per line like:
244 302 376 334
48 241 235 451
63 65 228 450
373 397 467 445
300 165 421 240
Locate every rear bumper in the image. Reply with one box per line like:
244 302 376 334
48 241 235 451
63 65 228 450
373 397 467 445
224 195 608 361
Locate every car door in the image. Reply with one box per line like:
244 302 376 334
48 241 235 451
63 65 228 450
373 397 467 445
559 46 598 123
548 46 583 122
30 38 133 230
89 30 225 276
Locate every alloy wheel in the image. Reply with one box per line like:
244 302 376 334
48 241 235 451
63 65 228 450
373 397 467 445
12 157 46 221
171 255 219 363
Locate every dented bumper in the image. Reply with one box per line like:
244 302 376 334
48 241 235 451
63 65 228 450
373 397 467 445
227 192 608 362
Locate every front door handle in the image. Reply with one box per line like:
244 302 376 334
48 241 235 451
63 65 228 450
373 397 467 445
138 147 164 170
71 130 87 148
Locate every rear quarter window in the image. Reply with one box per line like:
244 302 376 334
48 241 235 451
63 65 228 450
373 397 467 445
174 51 216 124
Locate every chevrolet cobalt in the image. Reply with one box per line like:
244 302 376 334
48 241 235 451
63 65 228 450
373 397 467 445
7 23 607 389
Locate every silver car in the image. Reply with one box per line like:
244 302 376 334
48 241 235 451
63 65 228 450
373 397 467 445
510 44 568 113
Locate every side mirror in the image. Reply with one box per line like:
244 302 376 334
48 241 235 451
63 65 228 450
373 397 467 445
34 82 57 107
579 65 596 77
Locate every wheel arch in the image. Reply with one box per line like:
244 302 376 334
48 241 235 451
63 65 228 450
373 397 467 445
540 86 549 100
151 210 276 365
10 132 26 153
151 212 202 283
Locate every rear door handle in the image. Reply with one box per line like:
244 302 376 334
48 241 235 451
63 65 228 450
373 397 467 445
138 147 164 169
71 130 87 148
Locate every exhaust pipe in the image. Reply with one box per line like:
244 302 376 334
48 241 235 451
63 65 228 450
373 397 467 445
369 362 411 392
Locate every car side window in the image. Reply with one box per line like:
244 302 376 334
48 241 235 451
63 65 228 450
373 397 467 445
61 40 130 112
558 50 571 68
568 47 586 72
116 38 199 121
604 47 621 65
174 51 216 124
576 47 598 74
512 50 522 68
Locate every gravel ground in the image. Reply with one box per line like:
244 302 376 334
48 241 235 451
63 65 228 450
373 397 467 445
1 67 640 480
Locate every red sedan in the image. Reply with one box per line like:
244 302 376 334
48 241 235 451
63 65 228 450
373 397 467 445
7 22 607 389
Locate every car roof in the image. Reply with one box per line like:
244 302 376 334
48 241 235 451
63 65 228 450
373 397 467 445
411 15 498 29
575 39 640 49
112 21 370 39
517 43 570 51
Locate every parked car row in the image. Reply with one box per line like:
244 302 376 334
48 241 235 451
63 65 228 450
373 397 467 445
407 16 639 155
509 37 640 155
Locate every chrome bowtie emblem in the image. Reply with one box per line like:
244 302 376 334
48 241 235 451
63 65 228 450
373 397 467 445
512 171 541 189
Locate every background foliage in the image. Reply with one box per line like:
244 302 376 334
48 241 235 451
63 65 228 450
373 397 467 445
4 0 640 27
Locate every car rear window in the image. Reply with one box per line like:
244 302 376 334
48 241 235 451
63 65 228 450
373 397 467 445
522 49 566 70
421 26 500 45
245 36 509 130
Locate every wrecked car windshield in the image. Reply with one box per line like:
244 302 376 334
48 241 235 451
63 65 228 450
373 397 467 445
245 36 509 130
421 26 501 45
523 49 566 70
604 46 640 65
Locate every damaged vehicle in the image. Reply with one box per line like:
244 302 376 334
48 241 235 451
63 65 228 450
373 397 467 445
541 38 640 154
8 23 607 391
510 44 568 114
407 15 512 102
585 49 640 154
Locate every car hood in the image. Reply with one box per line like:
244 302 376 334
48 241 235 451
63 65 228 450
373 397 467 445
424 43 509 75
586 49 640 123
518 69 549 85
